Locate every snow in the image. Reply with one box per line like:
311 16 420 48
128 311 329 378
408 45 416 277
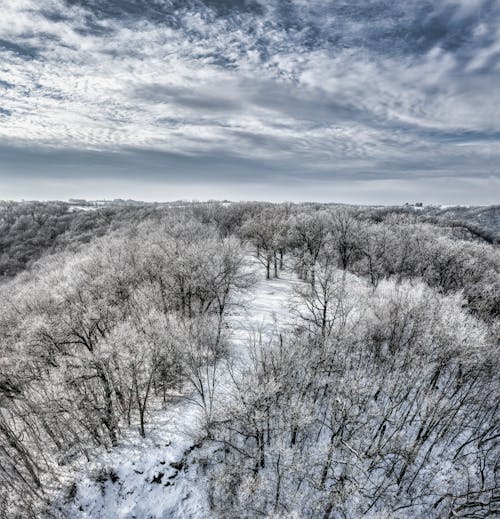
56 398 205 519
67 205 97 212
52 256 300 519
228 258 301 346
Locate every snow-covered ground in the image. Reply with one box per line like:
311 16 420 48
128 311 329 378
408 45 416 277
53 257 300 519
67 205 98 212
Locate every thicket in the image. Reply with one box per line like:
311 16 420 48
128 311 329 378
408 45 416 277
0 215 249 517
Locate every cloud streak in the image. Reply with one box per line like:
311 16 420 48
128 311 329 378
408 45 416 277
0 0 499 203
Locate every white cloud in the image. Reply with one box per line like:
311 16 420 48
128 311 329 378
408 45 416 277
0 0 498 203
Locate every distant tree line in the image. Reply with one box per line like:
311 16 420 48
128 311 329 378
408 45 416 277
0 201 158 278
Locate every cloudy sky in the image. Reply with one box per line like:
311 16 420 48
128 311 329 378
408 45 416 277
0 0 499 204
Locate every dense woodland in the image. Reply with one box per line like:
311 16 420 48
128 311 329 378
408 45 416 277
0 201 160 277
0 201 498 518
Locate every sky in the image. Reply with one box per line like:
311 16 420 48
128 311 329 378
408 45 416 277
0 0 499 205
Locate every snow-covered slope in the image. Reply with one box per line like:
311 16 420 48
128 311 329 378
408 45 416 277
53 258 299 519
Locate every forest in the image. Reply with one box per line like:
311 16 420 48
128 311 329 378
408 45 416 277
0 201 498 518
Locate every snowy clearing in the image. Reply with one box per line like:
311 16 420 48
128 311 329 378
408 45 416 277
53 258 300 519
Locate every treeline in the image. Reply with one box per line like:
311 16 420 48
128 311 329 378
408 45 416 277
0 201 498 518
420 204 500 244
193 203 500 321
0 201 158 277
